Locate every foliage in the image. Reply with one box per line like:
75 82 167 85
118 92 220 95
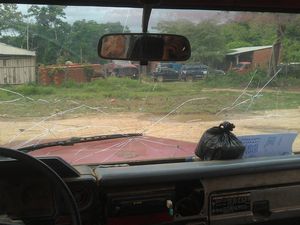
27 5 66 28
83 65 94 81
2 77 300 118
14 83 55 95
25 5 71 64
222 19 277 48
157 20 226 67
156 12 300 67
281 16 300 62
0 4 23 35
65 20 126 64
0 4 126 65
48 67 66 78
200 69 300 89
2 4 300 67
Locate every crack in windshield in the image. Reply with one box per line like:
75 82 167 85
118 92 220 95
1 4 300 164
141 97 208 134
217 68 282 115
0 56 297 164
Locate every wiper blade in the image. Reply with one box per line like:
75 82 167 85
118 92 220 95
18 133 142 152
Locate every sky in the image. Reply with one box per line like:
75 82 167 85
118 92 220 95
18 4 235 32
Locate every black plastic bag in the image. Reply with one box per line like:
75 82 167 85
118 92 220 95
195 121 245 160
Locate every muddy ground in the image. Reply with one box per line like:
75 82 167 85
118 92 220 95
1 108 300 152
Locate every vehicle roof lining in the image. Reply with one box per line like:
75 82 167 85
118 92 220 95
4 0 300 13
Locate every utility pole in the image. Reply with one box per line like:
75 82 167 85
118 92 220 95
268 21 285 77
27 24 29 50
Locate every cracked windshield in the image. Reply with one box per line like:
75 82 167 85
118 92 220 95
1 4 300 164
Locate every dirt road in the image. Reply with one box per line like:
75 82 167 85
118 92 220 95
1 108 300 152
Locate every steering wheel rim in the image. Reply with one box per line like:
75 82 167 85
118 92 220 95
0 147 81 225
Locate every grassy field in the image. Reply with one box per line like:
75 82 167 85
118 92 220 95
1 73 300 118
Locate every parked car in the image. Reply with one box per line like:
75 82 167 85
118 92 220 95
156 62 183 72
180 64 208 81
152 67 179 82
112 65 139 79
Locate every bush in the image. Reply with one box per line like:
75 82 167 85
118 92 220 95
61 80 84 88
203 71 251 88
201 69 298 89
15 84 54 96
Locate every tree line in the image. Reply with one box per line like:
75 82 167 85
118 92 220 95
157 13 300 68
1 4 300 67
0 4 126 65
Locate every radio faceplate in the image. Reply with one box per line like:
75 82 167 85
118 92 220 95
105 185 175 217
211 192 251 216
209 184 300 225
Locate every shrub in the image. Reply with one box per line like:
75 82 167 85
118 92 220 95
15 84 55 95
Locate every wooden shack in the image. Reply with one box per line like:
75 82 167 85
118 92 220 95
0 42 36 84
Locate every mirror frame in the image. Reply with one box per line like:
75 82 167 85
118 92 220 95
98 33 191 62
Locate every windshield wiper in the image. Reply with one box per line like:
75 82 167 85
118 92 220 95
18 133 142 152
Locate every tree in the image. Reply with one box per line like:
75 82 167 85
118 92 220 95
222 20 276 49
235 13 300 73
0 4 26 49
157 20 226 67
281 16 300 62
26 5 70 64
66 20 127 63
25 5 127 65
27 5 66 29
0 4 23 36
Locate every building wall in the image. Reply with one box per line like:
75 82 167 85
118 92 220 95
226 47 273 71
38 64 104 86
252 48 272 69
0 56 36 84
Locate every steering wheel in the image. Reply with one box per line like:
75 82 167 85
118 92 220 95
0 147 81 225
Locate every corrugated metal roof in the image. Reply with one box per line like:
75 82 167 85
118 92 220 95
227 45 273 56
0 42 35 56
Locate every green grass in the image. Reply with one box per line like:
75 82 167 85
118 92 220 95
200 70 300 89
1 76 300 118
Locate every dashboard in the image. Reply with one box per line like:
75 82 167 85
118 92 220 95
2 156 300 225
0 177 54 219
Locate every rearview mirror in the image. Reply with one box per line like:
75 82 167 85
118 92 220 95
98 33 191 61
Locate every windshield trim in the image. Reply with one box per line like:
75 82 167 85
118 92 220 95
19 133 142 152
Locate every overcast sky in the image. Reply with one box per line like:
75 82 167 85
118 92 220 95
18 5 235 32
